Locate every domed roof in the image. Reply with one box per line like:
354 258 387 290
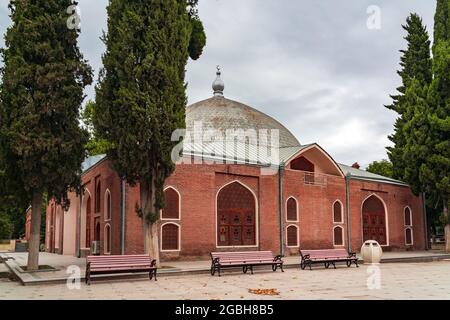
186 96 301 148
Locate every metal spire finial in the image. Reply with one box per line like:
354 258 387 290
212 65 224 97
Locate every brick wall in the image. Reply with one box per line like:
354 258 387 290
46 158 426 260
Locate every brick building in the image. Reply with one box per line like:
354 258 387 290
45 70 426 260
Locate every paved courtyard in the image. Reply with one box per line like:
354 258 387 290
1 261 449 300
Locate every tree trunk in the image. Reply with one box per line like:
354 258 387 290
27 190 42 271
444 203 450 253
140 177 160 267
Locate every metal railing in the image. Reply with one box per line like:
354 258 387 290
303 172 327 186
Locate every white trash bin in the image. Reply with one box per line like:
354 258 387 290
361 240 383 264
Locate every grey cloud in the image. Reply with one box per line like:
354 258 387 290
0 0 438 168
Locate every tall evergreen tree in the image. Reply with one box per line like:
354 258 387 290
94 0 206 263
385 13 432 182
0 0 92 269
402 79 433 196
426 0 450 252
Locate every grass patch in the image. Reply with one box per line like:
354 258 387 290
160 265 176 269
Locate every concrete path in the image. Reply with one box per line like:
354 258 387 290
1 250 450 285
1 261 449 300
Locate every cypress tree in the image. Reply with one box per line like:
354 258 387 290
385 13 432 182
94 0 206 262
402 79 433 196
0 0 92 269
426 0 450 252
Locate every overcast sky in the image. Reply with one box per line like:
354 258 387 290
0 1 437 168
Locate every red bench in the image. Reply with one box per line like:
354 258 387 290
85 255 157 285
299 249 358 270
210 251 283 276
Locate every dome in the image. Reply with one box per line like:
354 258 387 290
185 96 301 148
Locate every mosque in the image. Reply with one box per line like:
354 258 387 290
44 69 426 260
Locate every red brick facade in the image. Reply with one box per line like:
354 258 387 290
45 149 426 261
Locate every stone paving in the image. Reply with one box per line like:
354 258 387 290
2 250 450 286
0 261 449 300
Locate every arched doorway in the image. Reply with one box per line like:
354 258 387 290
217 181 257 247
362 195 387 245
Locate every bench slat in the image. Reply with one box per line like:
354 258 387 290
86 254 157 284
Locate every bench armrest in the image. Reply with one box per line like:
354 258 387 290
211 257 220 265
348 252 357 258
273 255 283 262
150 259 157 268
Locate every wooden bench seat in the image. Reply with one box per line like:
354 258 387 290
210 251 283 276
85 255 157 285
299 249 358 270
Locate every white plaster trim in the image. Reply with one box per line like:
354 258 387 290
160 222 181 252
404 206 413 227
360 193 390 247
286 224 300 248
286 196 299 222
104 189 112 221
104 223 111 254
405 227 414 246
284 144 345 178
332 199 344 224
161 186 181 221
333 225 345 247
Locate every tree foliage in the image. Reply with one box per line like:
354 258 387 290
366 159 394 178
82 101 111 156
387 2 450 251
94 0 206 259
0 0 92 268
425 0 450 210
385 13 432 183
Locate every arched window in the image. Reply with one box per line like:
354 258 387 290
404 207 413 245
405 228 413 246
95 180 101 213
286 225 299 247
104 224 111 254
404 207 412 227
104 190 111 221
290 156 314 172
333 200 343 223
286 197 298 222
217 181 257 247
161 223 180 251
162 187 180 220
333 226 344 246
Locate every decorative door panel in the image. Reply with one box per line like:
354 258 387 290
230 226 242 246
243 226 255 245
363 212 386 245
218 226 229 246
362 195 387 245
217 182 256 246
